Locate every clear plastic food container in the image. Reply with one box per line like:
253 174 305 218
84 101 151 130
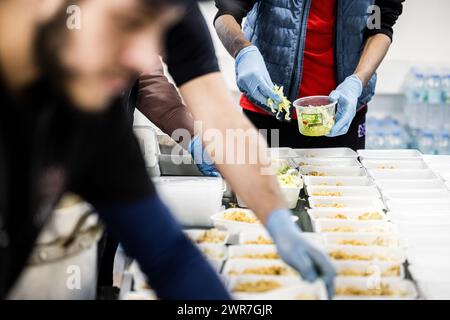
294 96 337 137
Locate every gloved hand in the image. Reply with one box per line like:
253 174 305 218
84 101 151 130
188 136 220 177
267 209 336 299
235 45 283 115
327 74 363 137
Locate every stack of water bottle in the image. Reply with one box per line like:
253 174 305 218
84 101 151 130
402 68 450 155
366 117 410 150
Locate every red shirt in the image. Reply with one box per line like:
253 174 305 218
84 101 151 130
240 0 337 120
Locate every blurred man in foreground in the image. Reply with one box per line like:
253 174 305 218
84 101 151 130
0 0 335 299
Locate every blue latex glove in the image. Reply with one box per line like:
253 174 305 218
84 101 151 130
235 45 284 115
267 209 336 299
188 136 220 177
327 74 363 137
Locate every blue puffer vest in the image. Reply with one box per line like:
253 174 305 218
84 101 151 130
243 0 377 109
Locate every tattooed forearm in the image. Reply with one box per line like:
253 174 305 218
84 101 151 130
215 14 252 58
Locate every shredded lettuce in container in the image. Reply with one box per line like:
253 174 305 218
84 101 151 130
298 106 335 136
267 85 292 121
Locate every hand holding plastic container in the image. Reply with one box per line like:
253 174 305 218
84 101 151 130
294 96 337 136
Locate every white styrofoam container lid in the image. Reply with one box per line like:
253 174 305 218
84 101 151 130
376 179 446 190
300 166 367 177
303 176 375 187
293 148 358 158
357 149 422 160
306 185 380 198
368 169 438 180
295 157 361 167
361 159 428 170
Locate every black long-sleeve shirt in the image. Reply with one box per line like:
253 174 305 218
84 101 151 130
214 0 404 41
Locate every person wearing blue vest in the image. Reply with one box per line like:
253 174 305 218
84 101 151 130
215 0 404 150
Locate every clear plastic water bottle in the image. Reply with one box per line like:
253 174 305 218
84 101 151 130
408 72 427 132
435 130 450 155
417 130 436 154
442 74 450 132
425 74 444 131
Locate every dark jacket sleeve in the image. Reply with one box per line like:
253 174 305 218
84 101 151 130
94 195 231 300
365 0 405 41
214 0 257 26
137 59 195 146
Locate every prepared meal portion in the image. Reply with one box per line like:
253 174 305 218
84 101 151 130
296 157 361 168
228 265 296 276
315 220 393 234
328 212 383 220
238 253 280 260
327 246 404 262
197 244 227 260
233 280 282 293
339 265 401 277
329 250 373 261
335 283 405 297
312 191 343 196
337 237 392 247
309 196 385 210
308 209 386 222
277 173 302 187
244 235 274 245
358 212 384 220
321 226 390 233
186 229 228 244
294 96 336 137
200 248 224 259
223 210 259 224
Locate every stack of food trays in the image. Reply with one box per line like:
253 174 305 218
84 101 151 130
210 208 327 299
300 148 417 299
237 157 303 209
359 149 450 299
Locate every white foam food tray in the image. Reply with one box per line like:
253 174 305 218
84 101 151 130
230 278 326 300
333 260 404 278
306 185 380 198
357 149 422 160
386 199 450 212
227 245 279 260
308 196 385 210
303 176 375 187
361 159 429 170
300 166 367 177
314 220 395 234
307 208 387 223
324 232 400 248
375 179 447 191
238 230 325 248
184 229 229 246
211 208 298 238
368 169 438 180
334 277 417 300
381 189 450 201
222 259 297 278
295 157 361 167
326 244 406 263
293 148 358 158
